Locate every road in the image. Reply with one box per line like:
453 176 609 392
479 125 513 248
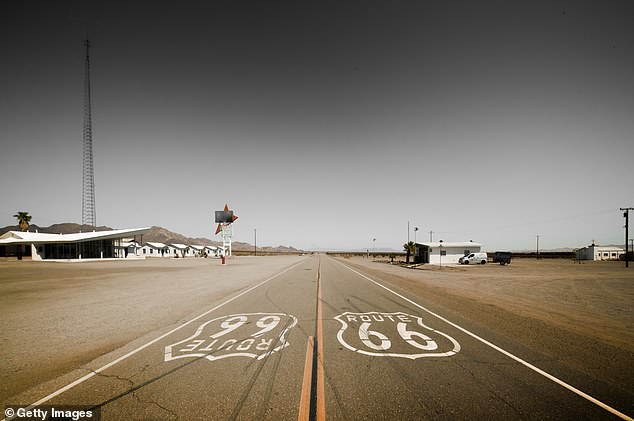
4 254 633 420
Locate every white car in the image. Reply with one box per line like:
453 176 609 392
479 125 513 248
460 252 488 265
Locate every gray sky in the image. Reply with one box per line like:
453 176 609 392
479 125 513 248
1 1 632 251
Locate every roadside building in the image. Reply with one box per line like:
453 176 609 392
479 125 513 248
0 227 150 261
140 242 169 257
115 240 142 258
190 245 206 257
170 243 193 258
204 245 219 257
575 243 624 261
414 241 482 264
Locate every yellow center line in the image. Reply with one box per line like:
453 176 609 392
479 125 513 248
298 256 327 421
298 336 314 421
316 271 326 421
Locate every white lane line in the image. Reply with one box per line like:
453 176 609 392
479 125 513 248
336 259 633 421
5 258 309 419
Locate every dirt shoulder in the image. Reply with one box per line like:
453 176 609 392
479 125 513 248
339 257 634 352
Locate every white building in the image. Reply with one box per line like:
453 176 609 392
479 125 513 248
0 227 150 261
140 242 169 257
575 243 624 261
205 245 225 257
115 240 142 258
190 245 207 257
171 243 193 258
414 241 482 265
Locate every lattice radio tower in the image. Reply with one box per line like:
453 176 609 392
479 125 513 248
82 39 96 228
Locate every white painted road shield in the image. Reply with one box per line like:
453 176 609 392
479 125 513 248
165 313 298 362
334 311 460 359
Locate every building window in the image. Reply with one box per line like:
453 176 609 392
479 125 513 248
611 253 616 257
603 252 608 257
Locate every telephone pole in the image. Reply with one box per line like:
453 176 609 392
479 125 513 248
536 235 541 259
621 208 633 267
407 221 410 243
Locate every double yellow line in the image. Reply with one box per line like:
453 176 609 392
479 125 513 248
298 259 326 421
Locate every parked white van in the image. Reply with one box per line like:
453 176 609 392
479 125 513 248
459 252 488 264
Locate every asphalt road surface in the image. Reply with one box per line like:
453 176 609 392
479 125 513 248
4 254 633 420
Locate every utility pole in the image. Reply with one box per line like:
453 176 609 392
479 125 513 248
536 235 540 259
429 230 433 242
621 208 633 267
414 226 418 244
407 221 410 243
254 228 257 256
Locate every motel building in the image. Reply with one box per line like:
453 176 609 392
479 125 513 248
139 241 169 257
115 240 142 258
575 243 625 261
190 245 206 256
414 241 482 265
205 245 223 257
170 243 194 258
0 227 150 261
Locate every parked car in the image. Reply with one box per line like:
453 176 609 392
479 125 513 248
460 252 488 264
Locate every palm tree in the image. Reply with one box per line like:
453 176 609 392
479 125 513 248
403 241 416 264
13 211 32 232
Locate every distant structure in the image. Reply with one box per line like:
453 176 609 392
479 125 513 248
414 241 481 264
82 39 96 228
575 243 624 261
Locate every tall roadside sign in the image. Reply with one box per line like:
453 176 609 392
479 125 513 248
215 204 238 259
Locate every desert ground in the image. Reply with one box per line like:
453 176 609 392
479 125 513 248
346 256 634 352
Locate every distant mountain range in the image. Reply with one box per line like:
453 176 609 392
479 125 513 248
0 223 302 253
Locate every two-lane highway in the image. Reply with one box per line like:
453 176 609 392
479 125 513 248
5 254 633 420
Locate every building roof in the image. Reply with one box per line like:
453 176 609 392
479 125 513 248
580 245 624 251
415 241 481 248
146 242 167 248
170 243 189 250
0 227 151 245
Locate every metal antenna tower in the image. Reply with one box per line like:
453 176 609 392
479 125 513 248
82 39 96 228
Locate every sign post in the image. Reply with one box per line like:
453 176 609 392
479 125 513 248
214 204 238 263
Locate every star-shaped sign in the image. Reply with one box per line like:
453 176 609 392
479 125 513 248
215 204 238 235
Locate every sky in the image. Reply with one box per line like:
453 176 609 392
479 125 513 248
1 1 632 251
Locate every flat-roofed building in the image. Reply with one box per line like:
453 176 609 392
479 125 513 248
0 227 150 261
575 243 624 261
414 241 482 264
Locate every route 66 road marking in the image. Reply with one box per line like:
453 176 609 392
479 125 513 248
335 312 460 359
164 313 298 362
